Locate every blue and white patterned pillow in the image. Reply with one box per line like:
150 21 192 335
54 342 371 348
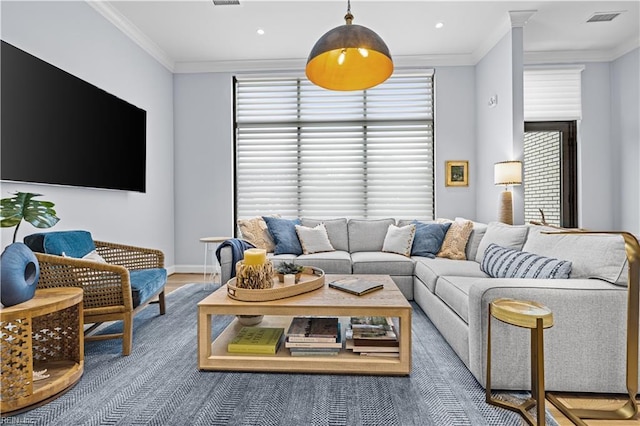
481 243 572 279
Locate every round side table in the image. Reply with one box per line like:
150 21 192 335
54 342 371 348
1 288 84 415
199 237 230 290
486 298 554 426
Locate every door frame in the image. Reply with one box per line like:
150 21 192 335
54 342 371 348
524 121 578 228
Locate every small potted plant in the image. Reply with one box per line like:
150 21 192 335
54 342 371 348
275 262 304 284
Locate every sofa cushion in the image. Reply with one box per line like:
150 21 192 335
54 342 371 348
434 276 479 324
523 225 628 286
237 215 278 252
348 218 395 253
24 230 96 258
413 257 487 293
437 219 474 260
351 251 415 275
382 224 416 257
411 221 451 258
455 218 488 261
295 223 335 254
481 243 572 279
129 268 167 308
474 222 529 263
295 250 352 274
263 216 303 255
300 218 348 252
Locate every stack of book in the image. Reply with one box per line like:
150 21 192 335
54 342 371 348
345 316 399 357
284 316 342 356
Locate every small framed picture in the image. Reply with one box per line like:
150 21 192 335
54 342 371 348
445 161 469 187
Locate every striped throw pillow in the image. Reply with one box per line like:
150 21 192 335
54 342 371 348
481 243 572 279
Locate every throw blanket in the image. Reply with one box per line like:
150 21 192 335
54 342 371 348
215 238 255 279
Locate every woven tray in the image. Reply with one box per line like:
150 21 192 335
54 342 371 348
226 267 325 302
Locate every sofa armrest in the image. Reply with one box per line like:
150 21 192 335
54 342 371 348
34 252 134 311
94 240 164 270
466 278 630 393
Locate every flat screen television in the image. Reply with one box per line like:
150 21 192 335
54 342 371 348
1 40 147 192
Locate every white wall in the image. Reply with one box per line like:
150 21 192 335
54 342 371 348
611 48 640 236
173 73 235 272
579 62 614 230
434 67 477 220
0 2 175 268
474 31 520 224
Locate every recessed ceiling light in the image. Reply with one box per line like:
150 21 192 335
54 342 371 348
257 28 265 35
435 22 444 29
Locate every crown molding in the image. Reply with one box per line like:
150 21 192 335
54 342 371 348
509 10 537 28
173 53 478 74
86 1 175 72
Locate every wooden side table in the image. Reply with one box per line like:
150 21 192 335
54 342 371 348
200 237 230 290
1 288 84 415
486 298 554 426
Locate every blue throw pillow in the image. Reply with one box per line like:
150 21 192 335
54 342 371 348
481 243 572 279
411 221 452 258
262 216 303 255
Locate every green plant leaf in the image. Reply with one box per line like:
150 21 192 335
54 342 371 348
0 192 60 242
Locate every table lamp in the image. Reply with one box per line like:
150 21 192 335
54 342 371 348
494 161 522 225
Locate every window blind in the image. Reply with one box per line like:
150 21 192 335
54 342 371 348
524 66 584 121
235 73 434 220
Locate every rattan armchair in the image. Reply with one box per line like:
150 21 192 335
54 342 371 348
27 235 166 356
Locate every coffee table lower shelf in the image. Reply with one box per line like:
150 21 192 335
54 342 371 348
200 316 410 376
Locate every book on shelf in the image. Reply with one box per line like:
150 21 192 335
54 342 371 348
286 324 342 349
359 352 400 358
328 278 383 296
350 316 394 330
347 316 397 340
227 326 284 354
290 350 339 357
345 339 399 353
286 316 339 343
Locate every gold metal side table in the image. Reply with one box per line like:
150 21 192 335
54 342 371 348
486 298 554 426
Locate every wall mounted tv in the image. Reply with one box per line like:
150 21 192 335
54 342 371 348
1 40 146 192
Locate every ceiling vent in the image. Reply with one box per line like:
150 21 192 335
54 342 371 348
587 11 623 22
212 0 240 5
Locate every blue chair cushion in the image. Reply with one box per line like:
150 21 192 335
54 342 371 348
24 230 96 258
129 268 167 308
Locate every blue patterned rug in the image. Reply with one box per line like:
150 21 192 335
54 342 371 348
8 284 558 425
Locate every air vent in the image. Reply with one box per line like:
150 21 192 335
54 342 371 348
587 11 623 22
213 0 240 5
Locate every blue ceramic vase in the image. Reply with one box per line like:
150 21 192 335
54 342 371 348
1 242 40 307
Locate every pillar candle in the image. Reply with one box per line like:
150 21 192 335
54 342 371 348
243 248 266 265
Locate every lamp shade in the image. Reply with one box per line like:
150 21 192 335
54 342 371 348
494 161 522 186
306 10 393 91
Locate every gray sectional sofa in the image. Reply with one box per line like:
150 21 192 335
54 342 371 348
219 217 634 394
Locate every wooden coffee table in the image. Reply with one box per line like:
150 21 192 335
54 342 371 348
197 274 412 375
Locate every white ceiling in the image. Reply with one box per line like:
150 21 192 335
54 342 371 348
95 1 640 72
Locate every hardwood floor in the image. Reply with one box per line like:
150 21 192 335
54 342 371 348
167 273 640 425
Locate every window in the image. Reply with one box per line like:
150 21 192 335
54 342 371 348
234 72 434 221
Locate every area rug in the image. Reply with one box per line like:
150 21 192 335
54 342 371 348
8 284 559 425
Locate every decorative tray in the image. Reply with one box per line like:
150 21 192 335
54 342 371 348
226 267 325 302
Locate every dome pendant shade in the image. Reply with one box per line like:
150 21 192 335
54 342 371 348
306 21 393 91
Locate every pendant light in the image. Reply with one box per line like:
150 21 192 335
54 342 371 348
305 0 393 91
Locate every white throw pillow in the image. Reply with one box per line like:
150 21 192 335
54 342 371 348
382 224 416 257
82 249 107 263
295 223 335 255
474 221 529 263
